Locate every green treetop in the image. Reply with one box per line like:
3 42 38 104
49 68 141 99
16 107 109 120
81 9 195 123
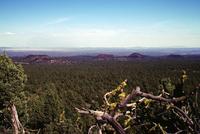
0 54 27 107
0 54 28 133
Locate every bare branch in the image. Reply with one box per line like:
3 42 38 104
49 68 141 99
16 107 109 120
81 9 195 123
104 79 128 107
75 108 125 134
88 125 97 134
104 92 112 106
87 125 103 134
170 105 194 126
119 87 187 108
113 113 123 120
76 84 197 133
174 130 184 134
75 108 104 120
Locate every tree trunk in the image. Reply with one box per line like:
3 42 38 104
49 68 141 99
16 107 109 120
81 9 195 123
10 104 24 134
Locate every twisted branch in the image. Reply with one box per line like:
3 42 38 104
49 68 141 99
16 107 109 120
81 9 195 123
75 108 125 134
76 86 194 133
119 87 187 108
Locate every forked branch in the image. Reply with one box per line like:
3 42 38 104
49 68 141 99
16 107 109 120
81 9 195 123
75 108 125 134
119 87 187 108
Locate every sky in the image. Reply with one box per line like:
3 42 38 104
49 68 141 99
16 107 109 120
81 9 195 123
0 0 200 48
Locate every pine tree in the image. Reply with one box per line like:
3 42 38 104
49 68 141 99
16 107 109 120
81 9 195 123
0 54 27 133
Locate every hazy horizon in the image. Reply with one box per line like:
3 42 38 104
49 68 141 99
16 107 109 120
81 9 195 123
1 47 200 57
0 0 200 48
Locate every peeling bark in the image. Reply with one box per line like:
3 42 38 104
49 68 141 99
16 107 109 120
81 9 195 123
10 104 25 134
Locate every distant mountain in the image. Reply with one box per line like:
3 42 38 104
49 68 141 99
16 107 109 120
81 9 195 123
24 55 50 63
95 54 114 60
128 53 147 59
2 47 200 57
14 55 71 64
3 47 200 64
166 54 184 58
184 54 200 59
68 55 94 61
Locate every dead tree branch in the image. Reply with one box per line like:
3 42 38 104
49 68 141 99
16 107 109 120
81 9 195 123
88 125 102 134
75 108 125 134
76 85 196 133
119 87 187 108
10 104 25 134
170 105 194 126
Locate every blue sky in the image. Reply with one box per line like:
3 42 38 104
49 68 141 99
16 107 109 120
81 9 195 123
0 0 200 48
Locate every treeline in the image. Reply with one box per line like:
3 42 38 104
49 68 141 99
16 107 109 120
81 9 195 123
1 57 200 133
23 59 200 133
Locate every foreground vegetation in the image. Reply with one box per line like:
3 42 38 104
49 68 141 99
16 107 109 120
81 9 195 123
1 56 200 133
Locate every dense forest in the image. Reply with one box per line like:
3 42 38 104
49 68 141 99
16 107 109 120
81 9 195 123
1 56 200 133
